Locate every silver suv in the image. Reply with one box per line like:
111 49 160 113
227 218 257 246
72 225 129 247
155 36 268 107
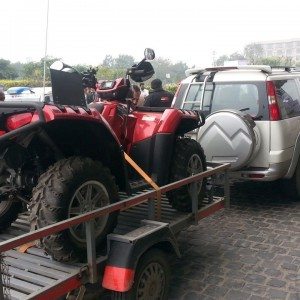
172 66 300 196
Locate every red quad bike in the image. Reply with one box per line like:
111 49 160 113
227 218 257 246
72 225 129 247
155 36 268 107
0 49 206 262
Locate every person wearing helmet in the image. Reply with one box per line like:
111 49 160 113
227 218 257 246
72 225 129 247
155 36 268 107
143 79 173 108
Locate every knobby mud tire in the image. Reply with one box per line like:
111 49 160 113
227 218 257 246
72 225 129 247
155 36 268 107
167 138 207 212
29 156 119 262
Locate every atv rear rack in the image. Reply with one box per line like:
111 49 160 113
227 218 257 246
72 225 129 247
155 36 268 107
0 162 230 300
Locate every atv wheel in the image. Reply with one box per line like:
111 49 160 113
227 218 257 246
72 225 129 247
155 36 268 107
167 138 206 212
29 157 119 262
0 200 22 230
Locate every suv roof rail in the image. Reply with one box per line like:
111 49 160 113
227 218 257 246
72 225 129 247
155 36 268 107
270 66 300 72
236 65 272 73
185 66 238 77
185 65 272 77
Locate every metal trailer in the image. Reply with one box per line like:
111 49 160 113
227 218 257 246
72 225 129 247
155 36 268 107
0 163 230 300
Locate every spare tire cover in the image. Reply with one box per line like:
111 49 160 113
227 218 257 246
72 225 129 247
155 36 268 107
197 109 259 170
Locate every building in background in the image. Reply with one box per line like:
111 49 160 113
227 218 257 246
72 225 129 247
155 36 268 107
257 38 300 62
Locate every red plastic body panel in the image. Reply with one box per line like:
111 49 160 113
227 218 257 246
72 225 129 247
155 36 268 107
99 101 199 152
42 105 102 122
6 112 34 130
3 102 199 154
3 104 121 146
96 78 127 94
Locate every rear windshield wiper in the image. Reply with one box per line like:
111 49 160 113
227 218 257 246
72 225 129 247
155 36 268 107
239 107 250 112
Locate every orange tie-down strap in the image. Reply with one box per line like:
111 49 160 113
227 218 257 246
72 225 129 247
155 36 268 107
124 153 162 219
18 241 37 253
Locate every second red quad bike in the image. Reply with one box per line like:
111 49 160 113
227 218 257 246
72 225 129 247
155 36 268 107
0 49 206 262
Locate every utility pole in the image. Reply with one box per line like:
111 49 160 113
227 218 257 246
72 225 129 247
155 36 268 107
212 51 216 67
43 0 50 100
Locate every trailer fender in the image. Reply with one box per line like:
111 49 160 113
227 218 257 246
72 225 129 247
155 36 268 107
102 220 180 292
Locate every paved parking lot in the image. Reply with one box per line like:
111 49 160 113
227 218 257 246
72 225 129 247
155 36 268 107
169 181 300 300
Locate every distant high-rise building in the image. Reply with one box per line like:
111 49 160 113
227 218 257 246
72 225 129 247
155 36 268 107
257 38 300 62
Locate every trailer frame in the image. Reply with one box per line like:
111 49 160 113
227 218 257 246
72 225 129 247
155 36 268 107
0 162 230 300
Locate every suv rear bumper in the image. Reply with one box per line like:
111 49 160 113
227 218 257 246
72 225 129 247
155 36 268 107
229 160 290 181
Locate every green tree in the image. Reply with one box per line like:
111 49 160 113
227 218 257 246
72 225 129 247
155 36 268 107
96 66 125 81
256 56 293 67
20 57 60 85
1 53 192 87
215 53 246 66
215 55 229 66
151 58 187 85
10 61 23 79
21 61 41 82
102 55 114 67
0 59 18 79
73 64 90 73
244 43 264 64
229 52 245 61
170 61 189 83
114 54 135 69
97 54 135 80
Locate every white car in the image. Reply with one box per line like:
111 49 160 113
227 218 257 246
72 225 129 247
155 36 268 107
5 86 40 102
173 65 300 197
5 86 52 103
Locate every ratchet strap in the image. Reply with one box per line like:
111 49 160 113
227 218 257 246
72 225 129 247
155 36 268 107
18 241 37 253
124 152 162 219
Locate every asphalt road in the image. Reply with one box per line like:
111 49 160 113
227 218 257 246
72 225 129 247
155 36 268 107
169 181 300 300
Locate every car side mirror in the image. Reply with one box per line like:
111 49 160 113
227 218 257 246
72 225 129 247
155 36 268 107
50 61 64 71
128 61 155 83
144 48 155 61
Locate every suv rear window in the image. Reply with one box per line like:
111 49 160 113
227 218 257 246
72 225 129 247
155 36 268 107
275 79 300 118
181 81 268 119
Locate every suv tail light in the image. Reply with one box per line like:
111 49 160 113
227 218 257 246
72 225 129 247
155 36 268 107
6 113 33 131
267 81 281 121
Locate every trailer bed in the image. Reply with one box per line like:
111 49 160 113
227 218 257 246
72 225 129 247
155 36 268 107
0 192 224 300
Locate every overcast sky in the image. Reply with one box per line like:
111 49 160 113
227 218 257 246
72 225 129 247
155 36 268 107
1 0 299 68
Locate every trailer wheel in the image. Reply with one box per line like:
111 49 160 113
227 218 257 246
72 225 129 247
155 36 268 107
167 138 206 212
0 200 22 230
112 248 170 300
29 156 119 262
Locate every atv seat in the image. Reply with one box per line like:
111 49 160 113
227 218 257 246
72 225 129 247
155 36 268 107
135 106 168 112
88 102 105 113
